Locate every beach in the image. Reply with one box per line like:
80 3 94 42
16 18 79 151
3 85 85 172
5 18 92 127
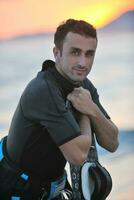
66 130 134 200
98 130 134 200
105 153 134 200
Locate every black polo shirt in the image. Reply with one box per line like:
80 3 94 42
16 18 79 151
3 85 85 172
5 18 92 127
6 60 110 181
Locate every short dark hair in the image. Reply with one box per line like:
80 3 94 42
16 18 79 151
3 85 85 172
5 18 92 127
54 19 97 50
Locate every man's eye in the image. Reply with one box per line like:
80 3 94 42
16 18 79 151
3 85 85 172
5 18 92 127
71 50 80 56
86 51 94 57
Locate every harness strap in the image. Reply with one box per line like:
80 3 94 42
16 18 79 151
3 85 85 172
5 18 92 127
0 137 5 160
0 136 28 176
1 137 72 199
11 197 20 200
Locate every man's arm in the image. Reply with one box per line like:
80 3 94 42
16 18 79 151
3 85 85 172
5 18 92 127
67 87 119 152
89 107 119 152
60 115 92 165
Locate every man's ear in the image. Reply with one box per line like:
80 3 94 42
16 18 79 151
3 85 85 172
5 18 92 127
53 47 60 60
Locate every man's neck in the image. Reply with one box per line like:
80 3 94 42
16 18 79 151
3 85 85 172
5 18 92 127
55 63 81 86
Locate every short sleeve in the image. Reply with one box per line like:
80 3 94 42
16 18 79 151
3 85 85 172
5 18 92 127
21 76 81 146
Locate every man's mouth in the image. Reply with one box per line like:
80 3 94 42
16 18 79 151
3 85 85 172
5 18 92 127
73 68 87 73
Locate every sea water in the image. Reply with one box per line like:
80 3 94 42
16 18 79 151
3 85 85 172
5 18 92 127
0 32 134 200
0 31 133 134
0 30 134 157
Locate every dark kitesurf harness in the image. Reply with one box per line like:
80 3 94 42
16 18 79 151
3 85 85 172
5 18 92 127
0 137 73 200
0 137 29 199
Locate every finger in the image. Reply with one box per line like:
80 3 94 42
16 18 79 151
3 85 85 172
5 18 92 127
67 93 76 100
67 94 78 104
74 86 83 91
72 91 80 96
67 93 71 100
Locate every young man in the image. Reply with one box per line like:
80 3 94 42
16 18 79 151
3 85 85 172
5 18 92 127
0 19 119 199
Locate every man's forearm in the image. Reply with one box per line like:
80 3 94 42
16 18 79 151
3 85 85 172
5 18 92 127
88 104 119 152
79 115 92 149
59 115 92 166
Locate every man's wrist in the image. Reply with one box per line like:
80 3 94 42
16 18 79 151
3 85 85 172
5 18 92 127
87 103 98 118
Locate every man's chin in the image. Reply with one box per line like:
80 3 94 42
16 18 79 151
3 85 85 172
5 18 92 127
70 78 85 84
72 75 86 82
65 74 86 83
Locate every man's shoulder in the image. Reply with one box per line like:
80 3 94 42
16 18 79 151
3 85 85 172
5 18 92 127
25 71 48 93
21 70 61 101
20 72 49 102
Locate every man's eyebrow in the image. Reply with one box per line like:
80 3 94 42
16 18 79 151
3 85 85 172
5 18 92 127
86 49 95 53
70 47 95 52
70 47 81 51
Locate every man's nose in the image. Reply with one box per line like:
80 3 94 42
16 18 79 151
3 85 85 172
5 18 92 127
78 55 86 67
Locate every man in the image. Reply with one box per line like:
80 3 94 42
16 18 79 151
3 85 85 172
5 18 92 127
0 19 119 199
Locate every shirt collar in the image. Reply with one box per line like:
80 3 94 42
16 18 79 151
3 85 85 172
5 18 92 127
42 60 82 97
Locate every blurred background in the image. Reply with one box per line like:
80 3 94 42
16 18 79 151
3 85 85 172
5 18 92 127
0 0 134 199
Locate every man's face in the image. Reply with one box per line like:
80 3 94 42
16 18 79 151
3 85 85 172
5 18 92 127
53 32 97 82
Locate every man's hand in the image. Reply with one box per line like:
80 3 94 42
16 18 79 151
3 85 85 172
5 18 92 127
67 87 96 116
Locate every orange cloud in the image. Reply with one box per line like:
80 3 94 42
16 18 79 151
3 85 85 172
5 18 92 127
0 0 134 39
73 0 134 28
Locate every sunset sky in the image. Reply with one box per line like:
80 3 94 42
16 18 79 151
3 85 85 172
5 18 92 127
0 0 134 39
